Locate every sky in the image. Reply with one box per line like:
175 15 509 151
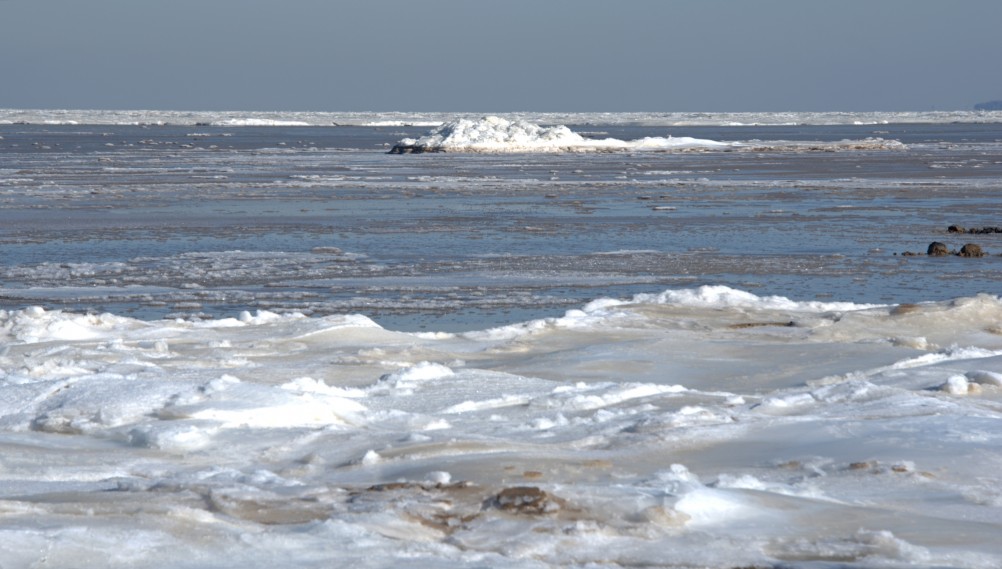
2 0 1000 113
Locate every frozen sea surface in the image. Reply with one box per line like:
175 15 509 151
3 108 1002 127
1 114 1002 568
2 119 1002 330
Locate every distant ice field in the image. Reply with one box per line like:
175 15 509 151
3 108 1002 127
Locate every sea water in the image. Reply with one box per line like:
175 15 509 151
2 120 1002 330
0 114 1001 568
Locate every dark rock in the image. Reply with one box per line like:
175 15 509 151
970 226 1002 234
890 303 921 315
728 321 796 329
927 242 950 256
488 486 560 515
367 482 419 491
388 144 441 154
948 225 1002 234
959 243 985 257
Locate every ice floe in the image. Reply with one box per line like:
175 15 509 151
390 115 737 153
389 115 906 154
3 108 1002 127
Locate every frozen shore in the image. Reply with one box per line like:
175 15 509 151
3 107 1002 127
1 287 1002 567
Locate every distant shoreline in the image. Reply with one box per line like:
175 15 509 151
3 108 1002 128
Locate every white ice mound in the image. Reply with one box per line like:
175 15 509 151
578 285 881 314
390 115 734 154
0 307 149 344
644 285 882 312
212 118 311 127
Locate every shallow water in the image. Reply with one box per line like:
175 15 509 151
2 122 1001 331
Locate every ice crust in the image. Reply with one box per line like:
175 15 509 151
2 286 1002 567
388 116 908 153
212 118 311 127
3 108 1002 126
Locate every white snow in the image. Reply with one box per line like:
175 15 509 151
2 288 1002 567
2 108 1001 126
392 115 736 153
211 118 311 127
389 116 907 153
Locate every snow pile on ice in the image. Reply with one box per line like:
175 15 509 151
390 115 735 153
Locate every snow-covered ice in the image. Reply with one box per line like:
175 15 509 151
2 287 1002 568
2 108 1002 127
388 116 908 153
390 116 738 153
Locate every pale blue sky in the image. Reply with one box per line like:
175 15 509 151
2 0 1000 112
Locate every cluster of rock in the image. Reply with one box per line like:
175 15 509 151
948 225 1002 235
929 242 984 257
899 224 998 257
900 242 986 257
